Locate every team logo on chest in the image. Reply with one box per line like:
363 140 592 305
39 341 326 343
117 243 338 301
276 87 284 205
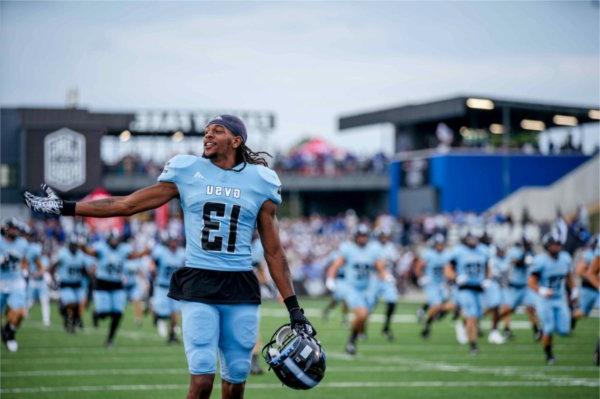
206 185 241 199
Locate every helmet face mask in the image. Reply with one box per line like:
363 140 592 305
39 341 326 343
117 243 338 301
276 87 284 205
262 324 326 390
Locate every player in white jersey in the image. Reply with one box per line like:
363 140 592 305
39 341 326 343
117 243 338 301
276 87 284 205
0 219 29 352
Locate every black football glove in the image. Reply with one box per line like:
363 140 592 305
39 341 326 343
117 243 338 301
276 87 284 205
289 307 317 337
24 184 75 216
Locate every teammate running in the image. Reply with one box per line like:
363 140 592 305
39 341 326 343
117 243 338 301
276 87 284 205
326 225 388 355
50 234 91 333
151 234 185 343
0 219 29 352
572 236 599 326
445 230 489 354
371 228 399 341
528 233 575 364
86 231 148 347
500 235 540 340
25 114 315 399
416 234 452 338
25 229 51 327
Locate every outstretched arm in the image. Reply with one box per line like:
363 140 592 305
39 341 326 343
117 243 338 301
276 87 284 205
25 183 178 218
76 183 178 217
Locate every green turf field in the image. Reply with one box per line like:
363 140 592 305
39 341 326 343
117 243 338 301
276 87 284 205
1 299 599 399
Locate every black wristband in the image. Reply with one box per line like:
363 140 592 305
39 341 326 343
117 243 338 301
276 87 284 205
284 295 300 312
61 201 76 216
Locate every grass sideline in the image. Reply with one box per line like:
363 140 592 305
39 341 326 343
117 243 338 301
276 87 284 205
1 298 599 399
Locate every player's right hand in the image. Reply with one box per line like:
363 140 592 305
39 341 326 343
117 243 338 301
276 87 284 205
538 287 554 298
24 184 65 215
289 307 317 337
325 277 336 291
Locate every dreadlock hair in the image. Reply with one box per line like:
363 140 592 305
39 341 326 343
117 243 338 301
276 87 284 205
235 142 272 169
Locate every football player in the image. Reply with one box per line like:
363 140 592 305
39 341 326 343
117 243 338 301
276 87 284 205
151 234 185 343
445 230 489 354
483 243 507 344
499 235 540 340
25 115 315 399
0 219 29 352
326 225 388 355
528 233 575 364
25 228 51 327
572 236 599 326
50 234 91 333
322 249 348 324
415 234 452 338
124 255 146 327
84 231 149 347
370 227 399 341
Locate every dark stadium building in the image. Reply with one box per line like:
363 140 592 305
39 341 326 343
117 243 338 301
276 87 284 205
2 96 598 218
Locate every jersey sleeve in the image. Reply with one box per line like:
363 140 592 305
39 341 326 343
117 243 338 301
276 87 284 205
257 166 282 205
158 154 196 184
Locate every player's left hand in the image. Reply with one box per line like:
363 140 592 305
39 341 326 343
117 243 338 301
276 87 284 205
289 307 317 337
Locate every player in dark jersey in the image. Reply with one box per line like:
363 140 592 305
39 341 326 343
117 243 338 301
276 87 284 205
25 115 315 399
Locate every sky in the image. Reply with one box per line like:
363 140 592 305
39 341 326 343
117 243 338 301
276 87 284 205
1 1 599 156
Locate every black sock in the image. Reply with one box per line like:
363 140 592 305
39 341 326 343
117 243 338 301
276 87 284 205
3 323 15 341
383 302 396 331
571 317 578 330
350 330 359 344
425 316 434 327
532 324 539 334
107 312 122 342
469 341 477 350
435 310 448 321
544 345 553 359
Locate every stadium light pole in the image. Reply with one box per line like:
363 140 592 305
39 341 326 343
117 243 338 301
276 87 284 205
502 106 511 199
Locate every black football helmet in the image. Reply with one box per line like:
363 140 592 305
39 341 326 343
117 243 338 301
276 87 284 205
262 324 326 390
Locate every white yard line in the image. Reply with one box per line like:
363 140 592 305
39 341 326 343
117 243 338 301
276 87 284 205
346 353 598 387
1 380 598 394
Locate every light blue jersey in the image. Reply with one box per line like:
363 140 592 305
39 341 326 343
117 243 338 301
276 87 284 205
93 241 132 283
124 258 142 287
421 248 449 286
338 241 380 290
448 244 489 288
0 236 28 281
158 155 281 272
489 254 509 285
26 242 43 278
506 246 533 287
370 241 398 271
530 252 572 301
152 245 186 287
56 247 90 284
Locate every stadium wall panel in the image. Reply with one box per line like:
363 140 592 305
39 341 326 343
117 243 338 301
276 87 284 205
428 153 590 213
